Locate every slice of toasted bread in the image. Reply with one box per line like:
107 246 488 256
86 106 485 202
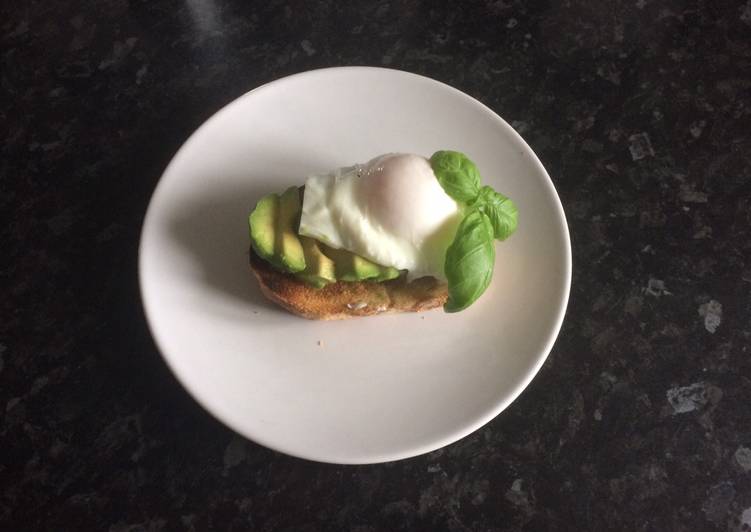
250 248 447 320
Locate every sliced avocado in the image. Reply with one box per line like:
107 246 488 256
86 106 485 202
297 236 336 288
251 188 400 283
351 255 383 281
275 186 305 272
373 266 401 282
249 193 279 264
320 244 382 281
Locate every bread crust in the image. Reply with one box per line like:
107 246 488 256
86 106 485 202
249 248 447 319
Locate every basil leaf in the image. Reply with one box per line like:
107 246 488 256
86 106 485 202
477 185 518 240
443 210 495 313
430 150 482 203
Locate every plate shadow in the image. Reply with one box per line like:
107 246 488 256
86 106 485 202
167 180 286 315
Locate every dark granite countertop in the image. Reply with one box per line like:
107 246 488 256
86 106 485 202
2 1 751 530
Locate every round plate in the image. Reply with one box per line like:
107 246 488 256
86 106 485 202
139 67 571 464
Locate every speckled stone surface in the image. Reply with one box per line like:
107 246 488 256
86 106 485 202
2 1 751 530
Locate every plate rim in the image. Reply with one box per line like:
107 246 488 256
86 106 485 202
138 66 572 464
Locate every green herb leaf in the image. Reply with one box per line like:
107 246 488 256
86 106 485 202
476 185 518 240
430 150 482 203
443 210 495 312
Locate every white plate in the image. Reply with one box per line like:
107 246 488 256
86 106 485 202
139 67 571 464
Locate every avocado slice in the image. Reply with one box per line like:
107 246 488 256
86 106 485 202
276 186 306 272
319 244 383 281
350 255 383 281
373 265 401 282
297 236 336 288
249 193 279 264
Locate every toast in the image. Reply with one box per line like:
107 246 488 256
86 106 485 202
250 248 448 320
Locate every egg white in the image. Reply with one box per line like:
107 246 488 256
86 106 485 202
298 154 462 280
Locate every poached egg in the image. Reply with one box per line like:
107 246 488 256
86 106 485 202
298 153 462 280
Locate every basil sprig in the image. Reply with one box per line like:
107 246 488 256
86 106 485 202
430 151 518 312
